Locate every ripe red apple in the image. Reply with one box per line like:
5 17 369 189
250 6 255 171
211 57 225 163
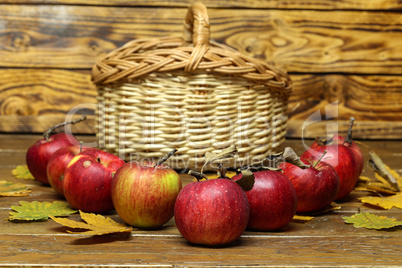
47 145 91 196
327 134 364 176
279 155 340 213
63 148 125 213
302 118 364 201
301 144 359 201
26 133 79 185
232 170 297 231
174 178 250 246
111 154 182 228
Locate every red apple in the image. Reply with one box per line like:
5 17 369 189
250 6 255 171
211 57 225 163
232 170 297 231
303 118 364 201
301 144 359 201
111 154 182 228
47 145 91 196
174 178 250 246
279 155 339 213
327 134 364 176
26 133 79 185
63 148 125 213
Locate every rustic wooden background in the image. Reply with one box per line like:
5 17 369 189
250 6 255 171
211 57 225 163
0 0 401 139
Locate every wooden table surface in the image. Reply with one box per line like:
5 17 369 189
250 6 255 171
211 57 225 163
1 134 401 267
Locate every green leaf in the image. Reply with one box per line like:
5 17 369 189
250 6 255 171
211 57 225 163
11 165 35 180
8 201 77 221
343 212 402 229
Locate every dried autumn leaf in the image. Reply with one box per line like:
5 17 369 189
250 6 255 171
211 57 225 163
355 165 401 195
50 210 132 236
375 165 402 190
233 169 255 192
358 176 371 182
201 145 237 173
0 180 31 197
343 212 402 229
281 147 310 169
366 184 398 195
8 201 77 221
292 215 314 222
11 165 34 180
368 151 400 191
359 193 402 210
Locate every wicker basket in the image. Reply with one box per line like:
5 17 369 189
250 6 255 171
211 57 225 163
91 2 292 171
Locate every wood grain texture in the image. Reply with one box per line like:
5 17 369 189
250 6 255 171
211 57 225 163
0 5 401 74
0 135 401 267
0 68 400 138
1 0 401 10
0 69 96 133
0 3 401 138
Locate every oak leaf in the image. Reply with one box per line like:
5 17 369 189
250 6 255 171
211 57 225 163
0 180 31 197
50 210 132 236
343 212 402 229
11 165 35 180
7 201 77 221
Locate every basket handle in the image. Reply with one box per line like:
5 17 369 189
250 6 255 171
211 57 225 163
183 2 210 72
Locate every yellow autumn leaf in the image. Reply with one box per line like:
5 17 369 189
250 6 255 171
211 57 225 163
292 215 314 222
0 180 31 197
356 165 401 193
204 171 237 180
359 193 402 210
357 165 402 209
11 165 35 180
50 210 132 236
358 176 371 182
374 164 402 190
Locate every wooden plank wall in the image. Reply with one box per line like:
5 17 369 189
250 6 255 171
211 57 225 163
0 0 401 139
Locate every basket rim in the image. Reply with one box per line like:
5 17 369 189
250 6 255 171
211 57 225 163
91 3 292 97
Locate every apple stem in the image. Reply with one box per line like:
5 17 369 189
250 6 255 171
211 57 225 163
79 142 83 153
344 117 355 145
313 150 327 168
154 148 177 167
43 115 87 141
188 170 208 181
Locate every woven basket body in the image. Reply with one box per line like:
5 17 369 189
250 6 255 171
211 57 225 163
92 3 292 171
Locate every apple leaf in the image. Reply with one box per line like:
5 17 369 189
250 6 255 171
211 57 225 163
0 180 31 197
7 201 77 221
281 147 310 169
201 145 237 173
368 150 400 192
50 210 132 236
343 212 402 229
11 165 35 180
234 169 255 192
